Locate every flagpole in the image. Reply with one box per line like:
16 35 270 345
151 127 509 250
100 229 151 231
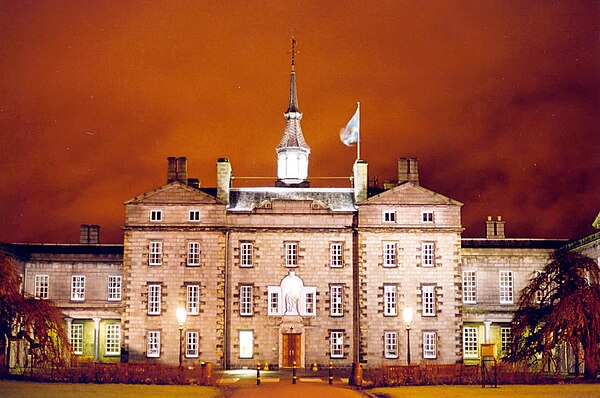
357 101 361 161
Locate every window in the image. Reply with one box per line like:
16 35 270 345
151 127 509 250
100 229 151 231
187 242 200 266
285 242 298 267
147 331 160 357
462 270 477 304
105 324 120 355
499 271 514 304
330 331 344 358
463 327 478 358
35 275 49 299
383 242 397 267
187 284 200 315
383 211 396 222
383 285 397 316
268 286 283 316
240 242 253 267
422 211 434 223
384 331 398 358
149 241 163 265
422 285 436 316
422 242 435 267
71 275 85 301
534 271 544 303
301 287 317 316
70 323 83 354
501 327 512 355
189 210 200 222
423 331 437 359
186 331 199 358
330 242 343 267
239 330 253 358
148 284 161 315
108 276 122 301
330 285 343 316
240 285 253 316
150 210 162 222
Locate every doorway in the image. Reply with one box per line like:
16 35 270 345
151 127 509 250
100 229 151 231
282 333 301 367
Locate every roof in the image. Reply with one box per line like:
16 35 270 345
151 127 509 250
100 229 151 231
0 243 123 261
228 187 355 212
461 239 569 249
364 181 463 206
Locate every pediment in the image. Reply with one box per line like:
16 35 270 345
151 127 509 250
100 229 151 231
365 182 462 206
253 198 331 212
125 182 222 205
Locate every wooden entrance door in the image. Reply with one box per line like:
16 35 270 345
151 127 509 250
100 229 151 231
282 333 301 367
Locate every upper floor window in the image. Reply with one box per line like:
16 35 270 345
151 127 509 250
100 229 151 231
422 242 435 267
240 242 254 267
330 285 343 316
187 242 200 266
383 242 397 267
149 241 163 265
148 284 162 315
422 211 434 223
422 285 436 316
107 276 122 301
330 331 344 358
423 331 437 359
147 331 160 358
383 285 397 316
330 242 343 268
150 210 162 222
383 211 396 223
301 287 317 316
268 286 283 316
463 327 478 358
285 242 298 267
499 270 514 304
186 331 199 358
240 285 253 316
189 210 200 222
384 331 398 359
70 323 83 354
71 275 85 301
105 324 121 355
35 275 49 299
462 270 477 304
187 284 200 315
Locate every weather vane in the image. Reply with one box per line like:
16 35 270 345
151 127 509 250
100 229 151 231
290 36 297 71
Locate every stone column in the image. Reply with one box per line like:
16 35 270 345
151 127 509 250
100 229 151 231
93 317 101 362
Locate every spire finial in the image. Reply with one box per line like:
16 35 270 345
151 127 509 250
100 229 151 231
290 36 296 71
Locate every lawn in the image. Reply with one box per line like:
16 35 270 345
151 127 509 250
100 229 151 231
0 380 221 398
369 384 600 398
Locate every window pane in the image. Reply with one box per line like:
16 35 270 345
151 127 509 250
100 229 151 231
384 285 397 316
330 285 343 316
383 243 397 267
240 285 253 316
241 243 253 267
106 324 121 355
422 285 435 316
108 276 121 301
187 242 200 266
187 285 200 314
462 271 477 304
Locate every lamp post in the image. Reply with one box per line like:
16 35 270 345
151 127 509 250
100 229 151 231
402 306 413 365
176 307 187 368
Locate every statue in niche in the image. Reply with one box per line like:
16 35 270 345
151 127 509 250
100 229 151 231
280 271 302 316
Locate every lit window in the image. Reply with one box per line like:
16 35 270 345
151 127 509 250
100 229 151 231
105 324 120 355
423 332 437 359
501 327 512 356
330 243 343 268
383 285 397 316
108 276 122 301
239 330 253 358
301 287 317 316
330 331 344 358
147 331 160 358
148 284 161 315
150 210 162 222
149 241 163 265
70 323 83 355
35 275 49 299
383 242 397 267
384 331 398 359
422 211 434 223
240 242 254 267
186 331 199 358
189 210 200 222
534 271 544 303
267 286 282 316
499 271 514 304
422 242 435 267
463 327 478 358
422 285 436 316
330 285 343 316
240 285 253 316
187 284 200 315
285 242 298 267
383 211 396 223
71 275 85 301
187 242 200 266
462 270 477 304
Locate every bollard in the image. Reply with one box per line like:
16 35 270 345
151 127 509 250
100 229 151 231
328 361 333 385
311 361 318 372
292 361 297 384
264 362 269 371
256 362 261 385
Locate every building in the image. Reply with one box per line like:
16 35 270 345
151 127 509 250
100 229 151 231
2 53 598 372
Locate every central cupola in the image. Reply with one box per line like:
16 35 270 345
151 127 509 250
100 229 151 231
276 38 311 187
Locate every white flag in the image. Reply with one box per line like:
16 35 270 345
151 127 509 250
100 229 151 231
339 104 360 146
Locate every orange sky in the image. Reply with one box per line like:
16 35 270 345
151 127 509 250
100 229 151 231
1 1 598 243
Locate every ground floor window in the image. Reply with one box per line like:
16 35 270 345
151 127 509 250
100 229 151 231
500 326 512 356
186 331 199 358
384 331 398 358
330 331 344 358
147 331 160 358
239 330 253 358
70 323 83 355
423 331 437 359
463 326 478 358
105 324 121 355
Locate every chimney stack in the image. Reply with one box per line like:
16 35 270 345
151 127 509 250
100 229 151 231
486 215 505 239
79 225 90 244
89 224 100 244
176 157 188 183
398 157 419 185
216 158 232 204
167 157 178 183
353 160 368 203
167 157 189 184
